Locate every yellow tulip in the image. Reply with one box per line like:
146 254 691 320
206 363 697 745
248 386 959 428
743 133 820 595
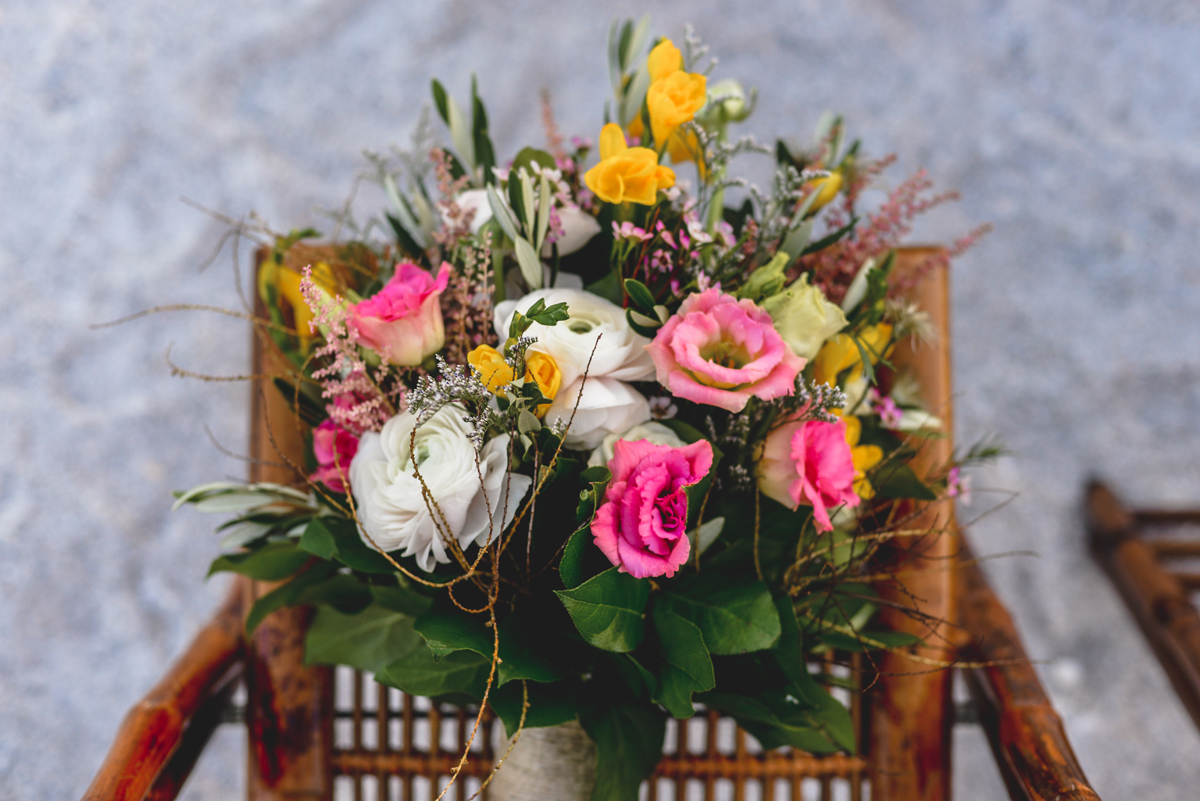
467 345 562 417
584 123 676 206
811 323 894 387
647 69 707 148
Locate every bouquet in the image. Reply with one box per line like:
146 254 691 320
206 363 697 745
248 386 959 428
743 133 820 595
173 18 986 801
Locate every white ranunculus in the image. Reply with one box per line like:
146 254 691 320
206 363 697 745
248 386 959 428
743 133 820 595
587 421 686 467
542 204 601 257
349 405 531 571
546 377 651 450
494 288 656 387
442 188 494 234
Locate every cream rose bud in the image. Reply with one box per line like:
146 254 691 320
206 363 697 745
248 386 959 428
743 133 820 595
494 288 656 387
761 274 848 362
546 377 652 450
587 421 686 467
349 405 531 571
542 204 602 257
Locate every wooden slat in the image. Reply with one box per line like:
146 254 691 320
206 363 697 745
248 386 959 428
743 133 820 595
869 249 957 800
246 247 335 800
959 537 1100 801
81 580 245 801
1089 480 1200 734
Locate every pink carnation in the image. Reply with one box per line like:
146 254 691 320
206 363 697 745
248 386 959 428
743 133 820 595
309 418 360 493
591 438 714 579
349 262 451 366
645 289 805 413
758 418 860 532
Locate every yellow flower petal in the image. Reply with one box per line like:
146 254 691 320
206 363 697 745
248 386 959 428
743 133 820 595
599 122 627 161
647 39 684 83
467 345 516 394
648 70 707 147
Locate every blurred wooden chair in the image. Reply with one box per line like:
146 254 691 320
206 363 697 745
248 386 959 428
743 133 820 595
1088 480 1200 733
83 250 1100 801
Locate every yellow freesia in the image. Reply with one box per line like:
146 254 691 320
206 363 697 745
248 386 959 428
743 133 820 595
841 415 883 500
647 69 707 147
584 123 676 205
666 126 707 178
805 170 844 212
811 323 894 387
647 39 684 83
467 345 562 417
262 260 339 349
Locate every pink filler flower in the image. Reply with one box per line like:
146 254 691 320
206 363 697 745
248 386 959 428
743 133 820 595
758 418 860 532
349 262 451 366
309 418 360 493
591 438 714 579
645 288 805 413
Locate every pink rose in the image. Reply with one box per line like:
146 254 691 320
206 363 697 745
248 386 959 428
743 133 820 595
757 418 859 532
591 438 714 579
309 418 360 493
645 288 805 413
349 262 451 366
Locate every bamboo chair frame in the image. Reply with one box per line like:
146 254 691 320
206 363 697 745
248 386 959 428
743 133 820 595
83 250 1100 801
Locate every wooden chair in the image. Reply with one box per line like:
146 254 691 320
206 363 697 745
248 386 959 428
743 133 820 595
1088 480 1200 734
83 250 1101 801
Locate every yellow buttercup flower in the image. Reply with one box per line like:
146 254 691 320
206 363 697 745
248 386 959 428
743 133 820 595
811 323 894 387
467 345 562 417
584 123 676 206
647 39 684 83
841 415 883 500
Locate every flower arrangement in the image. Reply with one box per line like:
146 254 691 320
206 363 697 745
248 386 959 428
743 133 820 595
172 19 990 801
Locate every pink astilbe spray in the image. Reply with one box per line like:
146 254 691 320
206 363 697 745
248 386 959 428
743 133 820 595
431 148 475 250
439 232 498 366
540 88 567 165
299 266 394 434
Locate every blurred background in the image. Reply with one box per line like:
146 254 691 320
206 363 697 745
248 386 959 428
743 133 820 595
3 0 1199 798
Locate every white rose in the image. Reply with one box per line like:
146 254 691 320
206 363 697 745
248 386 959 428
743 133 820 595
542 204 601 257
587 421 686 467
494 288 656 387
547 377 652 450
349 405 531 571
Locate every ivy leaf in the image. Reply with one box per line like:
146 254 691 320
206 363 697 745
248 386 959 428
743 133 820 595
579 698 666 801
207 541 310 581
555 567 650 653
377 643 490 701
652 608 715 719
305 603 423 674
657 574 781 655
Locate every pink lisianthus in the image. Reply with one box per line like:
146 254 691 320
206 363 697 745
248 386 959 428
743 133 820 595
309 418 360 493
645 289 805 413
757 418 860 532
349 262 451 366
591 438 714 579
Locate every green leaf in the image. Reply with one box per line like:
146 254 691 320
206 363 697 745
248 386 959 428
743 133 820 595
208 541 310 581
510 147 556 176
430 78 450 123
625 308 661 338
490 681 579 738
369 581 433 617
414 606 493 659
244 563 338 635
305 603 423 674
658 575 780 655
496 613 571 685
377 643 490 700
800 217 857 257
580 699 665 801
623 278 656 312
652 608 714 719
575 465 611 525
700 691 847 753
555 567 650 653
294 574 373 614
299 517 397 574
872 462 938 501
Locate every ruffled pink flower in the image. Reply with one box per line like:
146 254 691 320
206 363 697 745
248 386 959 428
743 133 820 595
309 418 360 493
758 418 859 532
591 438 714 579
349 262 451 366
645 289 805 413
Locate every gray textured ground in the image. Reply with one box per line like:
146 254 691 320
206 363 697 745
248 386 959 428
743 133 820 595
3 1 1199 798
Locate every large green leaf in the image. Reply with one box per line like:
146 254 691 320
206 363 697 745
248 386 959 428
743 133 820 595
413 606 493 659
652 608 714 719
294 574 373 614
658 575 781 655
377 643 491 700
298 517 397 574
243 563 338 635
580 699 666 801
555 568 650 653
496 612 570 685
369 581 433 617
305 603 423 674
490 680 579 738
208 541 310 581
872 462 938 501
